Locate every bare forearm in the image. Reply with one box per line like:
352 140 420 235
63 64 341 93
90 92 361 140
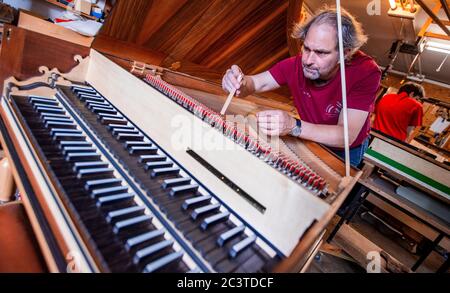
406 126 416 143
241 72 280 97
238 75 256 97
299 121 356 148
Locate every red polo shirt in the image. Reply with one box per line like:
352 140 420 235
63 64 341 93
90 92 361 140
269 51 381 148
373 92 423 141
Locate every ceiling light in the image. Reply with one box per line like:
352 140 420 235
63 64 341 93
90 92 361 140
389 0 397 10
426 41 450 54
388 0 420 19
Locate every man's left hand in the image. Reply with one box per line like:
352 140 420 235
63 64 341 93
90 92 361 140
257 110 296 136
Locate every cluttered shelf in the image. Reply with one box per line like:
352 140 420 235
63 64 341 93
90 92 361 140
45 0 99 20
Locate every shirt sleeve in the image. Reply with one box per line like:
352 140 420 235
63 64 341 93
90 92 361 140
409 104 423 126
347 67 382 112
268 56 297 86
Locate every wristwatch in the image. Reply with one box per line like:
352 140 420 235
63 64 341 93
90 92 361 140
290 118 302 137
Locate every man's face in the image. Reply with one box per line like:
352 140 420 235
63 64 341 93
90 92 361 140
301 23 340 81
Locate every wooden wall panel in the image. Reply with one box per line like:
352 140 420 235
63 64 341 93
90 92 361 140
100 0 154 42
95 0 299 82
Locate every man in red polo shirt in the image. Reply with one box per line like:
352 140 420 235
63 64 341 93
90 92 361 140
373 83 424 142
222 7 381 167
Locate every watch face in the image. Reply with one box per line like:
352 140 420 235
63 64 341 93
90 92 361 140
291 126 301 137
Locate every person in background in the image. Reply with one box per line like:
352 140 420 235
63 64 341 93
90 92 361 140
372 82 425 143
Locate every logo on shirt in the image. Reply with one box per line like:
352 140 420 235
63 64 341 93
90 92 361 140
325 101 342 118
302 90 312 98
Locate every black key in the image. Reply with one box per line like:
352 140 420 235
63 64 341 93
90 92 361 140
73 161 109 172
106 206 145 223
36 106 65 114
72 86 96 94
45 121 77 129
144 161 173 171
201 211 230 230
85 178 122 191
65 152 101 162
124 141 151 148
217 225 245 247
96 193 134 207
108 124 133 131
133 239 174 265
91 186 129 198
142 251 183 273
98 113 123 119
40 113 71 119
49 128 82 136
87 102 113 109
92 107 117 115
79 91 101 96
53 133 85 141
191 203 220 220
101 117 127 125
40 113 68 119
169 184 198 196
84 97 106 104
117 133 144 141
139 154 165 163
151 167 179 177
33 103 62 111
29 96 58 105
77 167 114 179
80 95 103 102
59 141 92 149
229 235 257 258
182 195 211 210
113 214 152 234
130 146 158 155
62 147 96 156
42 117 72 123
87 101 111 109
162 177 191 189
125 229 165 251
112 129 139 136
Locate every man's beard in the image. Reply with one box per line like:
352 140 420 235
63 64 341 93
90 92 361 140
303 66 320 80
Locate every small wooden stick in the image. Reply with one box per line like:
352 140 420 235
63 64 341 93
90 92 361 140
220 74 243 115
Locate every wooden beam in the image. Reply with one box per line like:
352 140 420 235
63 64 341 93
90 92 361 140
416 0 450 36
424 31 450 41
418 3 442 37
440 0 450 21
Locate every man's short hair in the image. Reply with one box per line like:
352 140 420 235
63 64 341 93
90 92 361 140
292 6 368 57
398 82 426 99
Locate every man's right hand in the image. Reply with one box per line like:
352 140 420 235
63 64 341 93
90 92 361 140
222 65 245 97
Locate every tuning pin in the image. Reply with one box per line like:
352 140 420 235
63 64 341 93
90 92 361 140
302 170 313 184
318 179 327 192
235 131 244 144
306 174 317 188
